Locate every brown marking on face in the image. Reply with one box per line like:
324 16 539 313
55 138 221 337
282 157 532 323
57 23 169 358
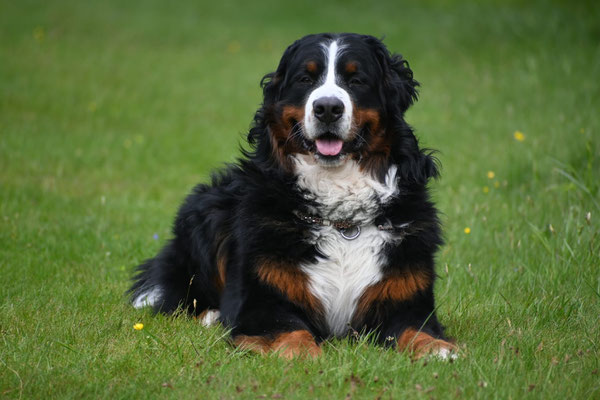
353 269 432 322
306 60 317 73
351 107 393 175
268 105 306 170
282 106 305 128
353 108 381 134
397 328 457 360
233 330 321 359
256 258 322 313
345 61 358 74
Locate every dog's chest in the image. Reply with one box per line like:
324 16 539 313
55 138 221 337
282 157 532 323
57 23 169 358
292 156 398 223
293 156 399 336
300 225 391 336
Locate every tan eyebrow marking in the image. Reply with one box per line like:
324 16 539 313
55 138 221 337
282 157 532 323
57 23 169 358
345 61 358 74
306 61 317 73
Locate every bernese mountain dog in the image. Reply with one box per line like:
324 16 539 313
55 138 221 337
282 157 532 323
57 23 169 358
129 33 457 360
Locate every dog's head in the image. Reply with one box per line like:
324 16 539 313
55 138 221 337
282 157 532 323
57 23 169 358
249 33 437 183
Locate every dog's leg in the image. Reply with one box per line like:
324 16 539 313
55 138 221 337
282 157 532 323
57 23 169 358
222 256 323 359
226 298 321 359
354 267 457 360
396 327 457 360
233 330 321 359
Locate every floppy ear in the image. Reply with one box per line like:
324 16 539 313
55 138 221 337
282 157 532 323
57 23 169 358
247 41 300 147
387 64 439 184
385 54 419 114
366 36 438 184
364 35 419 114
259 40 303 106
246 41 310 171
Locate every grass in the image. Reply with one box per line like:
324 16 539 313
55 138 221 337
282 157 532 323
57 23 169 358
1 0 599 398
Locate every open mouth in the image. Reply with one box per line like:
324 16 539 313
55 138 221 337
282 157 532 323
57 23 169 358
293 122 369 164
315 135 344 156
303 133 348 159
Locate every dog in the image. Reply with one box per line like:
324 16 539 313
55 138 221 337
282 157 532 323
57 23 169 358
129 33 457 360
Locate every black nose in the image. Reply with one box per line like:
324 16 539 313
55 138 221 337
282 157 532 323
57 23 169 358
313 97 344 123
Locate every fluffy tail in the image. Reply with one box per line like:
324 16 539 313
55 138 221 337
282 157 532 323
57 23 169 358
128 240 215 315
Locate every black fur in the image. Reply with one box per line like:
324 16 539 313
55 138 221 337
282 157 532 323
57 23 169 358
129 33 452 353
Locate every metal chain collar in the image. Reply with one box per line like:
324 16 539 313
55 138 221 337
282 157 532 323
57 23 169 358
294 210 398 240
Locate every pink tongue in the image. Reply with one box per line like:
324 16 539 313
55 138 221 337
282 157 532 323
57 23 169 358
315 138 344 156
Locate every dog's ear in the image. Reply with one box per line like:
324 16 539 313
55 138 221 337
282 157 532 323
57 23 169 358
385 54 419 114
365 36 437 184
365 35 419 115
259 40 302 106
247 41 300 154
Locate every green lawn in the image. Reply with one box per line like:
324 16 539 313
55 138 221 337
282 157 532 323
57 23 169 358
1 0 599 398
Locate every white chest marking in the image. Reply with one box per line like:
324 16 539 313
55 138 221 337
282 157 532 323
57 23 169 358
293 155 398 223
293 157 399 336
301 225 392 336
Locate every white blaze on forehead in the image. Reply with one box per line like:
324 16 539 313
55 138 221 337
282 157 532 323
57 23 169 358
324 41 340 86
303 40 353 140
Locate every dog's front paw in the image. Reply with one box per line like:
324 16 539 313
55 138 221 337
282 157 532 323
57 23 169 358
195 309 221 327
234 330 321 360
425 342 459 361
397 328 458 361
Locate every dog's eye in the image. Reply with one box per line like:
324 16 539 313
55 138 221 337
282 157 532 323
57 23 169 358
297 75 314 85
349 78 365 87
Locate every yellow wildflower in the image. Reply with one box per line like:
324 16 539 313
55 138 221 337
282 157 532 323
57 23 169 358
227 41 241 54
482 186 489 194
487 171 495 179
514 131 525 142
133 323 144 331
494 181 500 188
33 27 45 42
464 227 471 234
